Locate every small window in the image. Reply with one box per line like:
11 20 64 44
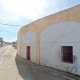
61 46 73 63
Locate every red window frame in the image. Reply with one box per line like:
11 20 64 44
61 46 73 63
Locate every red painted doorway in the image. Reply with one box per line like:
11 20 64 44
27 46 30 60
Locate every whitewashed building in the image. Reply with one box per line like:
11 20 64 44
17 5 80 75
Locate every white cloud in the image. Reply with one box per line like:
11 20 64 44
1 0 47 20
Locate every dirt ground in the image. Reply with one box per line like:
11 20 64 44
0 45 23 80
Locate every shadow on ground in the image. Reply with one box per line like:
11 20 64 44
15 54 72 80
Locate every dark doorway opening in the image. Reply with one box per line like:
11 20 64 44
27 46 30 60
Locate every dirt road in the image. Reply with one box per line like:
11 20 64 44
0 45 22 80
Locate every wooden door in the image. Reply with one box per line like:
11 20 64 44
27 46 30 60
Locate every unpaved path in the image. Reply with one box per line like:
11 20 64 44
0 45 23 80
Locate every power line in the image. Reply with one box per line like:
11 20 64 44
0 22 22 26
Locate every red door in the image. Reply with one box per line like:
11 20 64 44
27 46 30 60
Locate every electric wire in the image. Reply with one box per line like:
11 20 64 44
0 22 21 26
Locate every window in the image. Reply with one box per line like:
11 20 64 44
61 46 73 63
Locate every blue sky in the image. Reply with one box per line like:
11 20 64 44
0 0 80 42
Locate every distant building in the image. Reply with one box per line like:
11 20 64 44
0 38 3 47
17 5 80 75
3 41 17 48
0 38 17 48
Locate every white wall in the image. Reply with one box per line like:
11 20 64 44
21 31 36 63
40 22 80 75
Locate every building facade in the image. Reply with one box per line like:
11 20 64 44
17 5 80 75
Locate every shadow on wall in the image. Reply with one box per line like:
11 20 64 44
66 66 78 73
40 56 78 74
